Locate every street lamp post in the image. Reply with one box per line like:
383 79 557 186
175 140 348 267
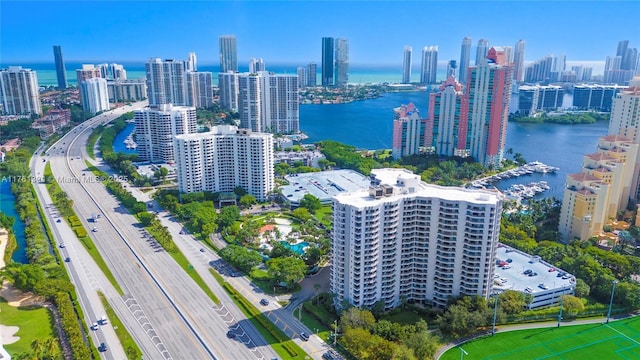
492 293 499 336
606 280 618 324
557 291 565 328
333 320 338 345
459 347 468 360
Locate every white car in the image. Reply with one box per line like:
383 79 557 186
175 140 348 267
90 322 99 330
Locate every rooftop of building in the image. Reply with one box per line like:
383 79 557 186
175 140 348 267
281 169 370 205
493 244 575 295
601 134 632 143
574 83 627 89
585 153 615 161
568 173 600 182
519 84 563 90
334 168 502 207
175 125 271 140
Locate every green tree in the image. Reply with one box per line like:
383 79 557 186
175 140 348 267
291 207 312 222
574 278 591 298
298 194 322 214
266 256 307 287
562 295 585 315
217 205 240 229
498 290 528 315
239 194 257 208
138 212 155 226
340 307 377 331
219 245 263 273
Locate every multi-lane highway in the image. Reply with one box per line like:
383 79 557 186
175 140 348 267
43 102 278 360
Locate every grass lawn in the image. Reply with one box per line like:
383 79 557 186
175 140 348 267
97 291 142 360
441 316 640 360
314 206 333 228
297 304 332 342
0 298 54 355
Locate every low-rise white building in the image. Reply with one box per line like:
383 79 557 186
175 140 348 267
331 168 503 309
494 244 575 309
174 125 274 201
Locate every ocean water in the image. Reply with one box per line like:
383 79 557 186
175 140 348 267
7 62 449 87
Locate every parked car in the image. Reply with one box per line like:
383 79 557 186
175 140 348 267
226 331 236 339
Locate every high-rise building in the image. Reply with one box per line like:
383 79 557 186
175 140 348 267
464 47 513 167
617 40 629 58
134 104 197 163
297 67 307 88
608 76 640 199
186 71 214 108
238 71 299 134
186 52 197 72
307 63 317 87
331 168 503 309
335 38 350 87
0 66 42 116
219 35 238 73
475 38 490 65
558 135 638 242
573 84 625 111
109 63 127 80
402 46 412 84
427 76 467 157
459 37 472 85
605 41 637 84
218 71 239 112
518 85 564 115
249 58 265 73
446 60 457 78
420 46 438 85
53 45 67 89
80 78 109 114
513 40 526 83
107 79 147 102
321 37 334 86
96 64 110 79
76 64 103 107
145 58 187 106
174 125 274 201
524 55 554 83
391 102 426 159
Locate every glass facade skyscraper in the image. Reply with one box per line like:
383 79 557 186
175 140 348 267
219 35 238 73
53 45 67 89
322 37 334 86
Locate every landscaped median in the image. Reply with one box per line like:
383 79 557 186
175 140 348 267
97 291 142 359
43 162 124 296
209 269 308 360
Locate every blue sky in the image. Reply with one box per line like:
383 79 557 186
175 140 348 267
1 1 639 65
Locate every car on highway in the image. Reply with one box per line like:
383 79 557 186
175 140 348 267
56 219 62 223
59 243 65 248
92 227 98 232
260 298 269 306
200 248 205 253
300 332 309 341
64 257 70 263
90 322 99 330
99 315 108 325
98 343 107 352
226 331 236 339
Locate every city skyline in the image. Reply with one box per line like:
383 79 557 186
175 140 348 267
1 1 639 65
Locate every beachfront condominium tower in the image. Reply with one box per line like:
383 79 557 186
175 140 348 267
219 35 238 73
402 46 412 84
558 135 638 242
53 45 67 89
420 46 438 85
608 76 640 200
475 39 490 65
322 37 334 86
335 38 350 87
331 168 503 309
427 76 467 157
459 37 472 85
447 60 457 78
174 125 274 201
391 102 427 159
297 67 307 88
76 64 102 106
186 52 197 72
186 71 214 108
134 104 197 163
249 58 265 73
0 66 42 116
79 78 109 114
464 47 513 168
238 71 299 134
513 39 526 83
307 63 317 87
218 71 239 112
145 58 187 106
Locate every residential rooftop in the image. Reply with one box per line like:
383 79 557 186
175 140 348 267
281 169 370 206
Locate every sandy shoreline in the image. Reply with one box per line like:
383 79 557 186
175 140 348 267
0 227 8 269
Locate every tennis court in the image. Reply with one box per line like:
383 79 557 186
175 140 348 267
440 316 640 360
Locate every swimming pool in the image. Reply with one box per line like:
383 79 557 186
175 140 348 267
280 241 310 255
